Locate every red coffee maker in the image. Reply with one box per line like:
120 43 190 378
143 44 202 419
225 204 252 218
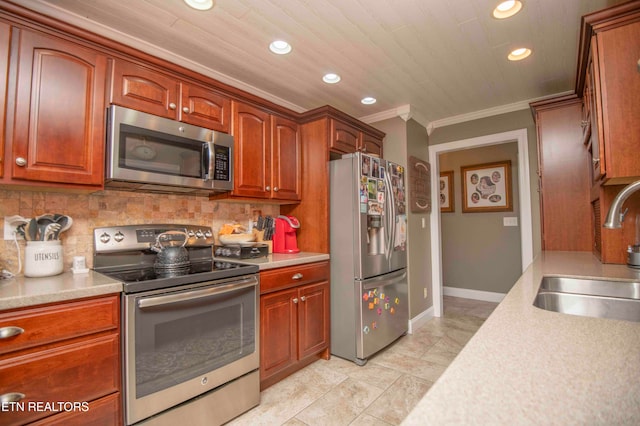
273 215 301 253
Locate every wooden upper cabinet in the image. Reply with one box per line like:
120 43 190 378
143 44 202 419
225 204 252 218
578 5 640 183
232 101 271 198
180 82 230 132
271 115 301 201
360 132 383 157
330 119 360 154
10 28 107 186
0 21 9 179
110 59 179 119
329 118 384 157
110 59 230 132
593 19 640 181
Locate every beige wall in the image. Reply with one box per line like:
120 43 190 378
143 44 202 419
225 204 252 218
430 109 541 257
373 117 432 319
439 143 522 294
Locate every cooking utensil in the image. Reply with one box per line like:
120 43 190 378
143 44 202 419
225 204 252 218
27 218 37 241
53 216 68 240
36 215 55 240
44 223 62 241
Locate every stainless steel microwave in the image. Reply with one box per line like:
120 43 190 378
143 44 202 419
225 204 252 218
105 105 233 195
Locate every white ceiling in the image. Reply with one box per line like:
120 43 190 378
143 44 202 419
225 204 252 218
21 0 616 128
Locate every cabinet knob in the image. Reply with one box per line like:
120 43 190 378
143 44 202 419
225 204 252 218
183 107 190 114
15 157 27 167
300 296 306 302
580 120 588 128
169 103 177 110
273 187 279 192
292 298 299 304
292 273 303 280
0 392 25 404
265 186 271 191
0 326 24 339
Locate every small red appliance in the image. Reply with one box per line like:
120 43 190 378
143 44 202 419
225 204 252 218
273 215 301 253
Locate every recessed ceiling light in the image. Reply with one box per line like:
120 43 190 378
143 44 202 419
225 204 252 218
322 73 341 84
269 40 292 55
492 0 523 19
508 47 532 61
184 0 214 11
361 97 377 105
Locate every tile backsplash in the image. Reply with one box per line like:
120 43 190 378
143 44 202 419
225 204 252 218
0 189 279 274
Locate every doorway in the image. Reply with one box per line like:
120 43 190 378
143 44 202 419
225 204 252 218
428 129 534 317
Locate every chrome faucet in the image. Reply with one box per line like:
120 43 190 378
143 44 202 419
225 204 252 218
603 179 640 229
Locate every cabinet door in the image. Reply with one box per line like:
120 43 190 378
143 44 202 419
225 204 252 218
297 281 330 359
11 29 107 186
360 132 383 157
232 101 271 198
0 21 9 179
180 83 230 133
330 119 359 154
260 288 298 381
110 59 180 119
271 115 301 201
595 20 640 179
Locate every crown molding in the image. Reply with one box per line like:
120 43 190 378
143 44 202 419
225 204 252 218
359 104 432 134
429 91 574 129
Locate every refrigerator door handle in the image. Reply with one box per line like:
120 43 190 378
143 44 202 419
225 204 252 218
384 167 396 264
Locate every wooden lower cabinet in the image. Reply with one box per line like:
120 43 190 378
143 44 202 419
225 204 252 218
0 295 122 426
259 262 330 390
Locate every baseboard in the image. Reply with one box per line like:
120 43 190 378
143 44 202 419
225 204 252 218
443 286 506 303
408 305 434 334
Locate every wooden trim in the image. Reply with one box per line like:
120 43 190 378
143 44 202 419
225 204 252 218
299 105 386 139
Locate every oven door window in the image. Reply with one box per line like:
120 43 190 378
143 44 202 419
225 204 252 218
119 124 204 178
133 282 256 398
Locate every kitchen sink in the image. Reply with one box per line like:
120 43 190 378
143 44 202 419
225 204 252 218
533 276 640 322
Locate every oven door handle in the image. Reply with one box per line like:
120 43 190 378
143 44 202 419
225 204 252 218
137 276 258 309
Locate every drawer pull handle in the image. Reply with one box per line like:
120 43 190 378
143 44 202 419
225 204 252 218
292 273 303 280
0 326 24 339
0 392 25 404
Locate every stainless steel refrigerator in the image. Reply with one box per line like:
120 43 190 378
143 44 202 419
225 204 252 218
329 152 408 365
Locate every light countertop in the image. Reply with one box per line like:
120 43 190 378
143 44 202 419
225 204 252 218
0 270 122 310
1 252 328 310
403 251 640 425
215 252 329 270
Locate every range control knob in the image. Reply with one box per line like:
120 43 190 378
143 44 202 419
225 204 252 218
188 230 195 237
99 232 111 244
195 230 204 238
114 231 125 242
204 230 213 238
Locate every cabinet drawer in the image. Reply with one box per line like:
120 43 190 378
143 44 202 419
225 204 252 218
0 334 120 426
0 295 119 356
260 261 329 294
30 392 121 426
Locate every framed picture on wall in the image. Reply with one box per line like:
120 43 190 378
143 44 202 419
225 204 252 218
461 160 512 213
439 171 454 212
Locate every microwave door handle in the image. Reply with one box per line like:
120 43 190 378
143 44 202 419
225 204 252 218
204 141 215 181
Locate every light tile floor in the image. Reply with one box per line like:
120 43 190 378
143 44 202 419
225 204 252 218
228 296 498 426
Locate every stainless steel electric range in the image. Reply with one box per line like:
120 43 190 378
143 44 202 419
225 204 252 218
93 224 260 426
